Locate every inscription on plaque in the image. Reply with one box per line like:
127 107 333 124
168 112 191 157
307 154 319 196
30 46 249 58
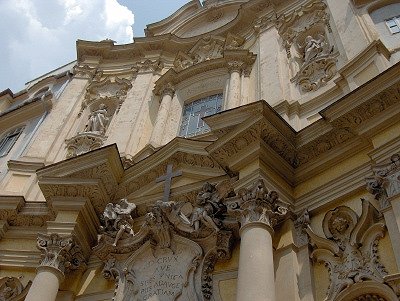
126 238 202 301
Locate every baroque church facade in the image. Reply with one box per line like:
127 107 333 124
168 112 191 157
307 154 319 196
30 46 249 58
1 0 400 300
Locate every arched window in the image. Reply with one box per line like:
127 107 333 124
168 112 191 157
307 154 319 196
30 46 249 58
179 93 223 138
0 127 24 157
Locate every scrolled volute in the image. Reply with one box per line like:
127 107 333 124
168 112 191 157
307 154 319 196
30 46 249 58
37 233 86 275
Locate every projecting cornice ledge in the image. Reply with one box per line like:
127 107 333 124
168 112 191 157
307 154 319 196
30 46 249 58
204 62 400 186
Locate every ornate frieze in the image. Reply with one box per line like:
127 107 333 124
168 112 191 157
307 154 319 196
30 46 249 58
37 233 86 275
0 277 31 301
227 179 291 232
366 153 400 211
306 199 389 301
94 181 234 301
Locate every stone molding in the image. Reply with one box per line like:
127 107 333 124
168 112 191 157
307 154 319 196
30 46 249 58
366 153 400 211
227 179 291 234
0 277 32 301
306 199 390 301
37 233 86 276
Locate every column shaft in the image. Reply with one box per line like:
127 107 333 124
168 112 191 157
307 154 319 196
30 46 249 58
237 224 276 301
150 92 173 146
25 267 62 301
226 69 241 109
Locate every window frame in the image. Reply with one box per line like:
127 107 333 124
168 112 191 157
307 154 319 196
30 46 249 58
385 15 400 34
178 93 223 138
0 126 25 157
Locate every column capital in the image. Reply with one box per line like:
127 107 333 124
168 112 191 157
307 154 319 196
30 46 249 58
227 60 244 73
159 83 175 98
37 233 86 277
229 179 291 235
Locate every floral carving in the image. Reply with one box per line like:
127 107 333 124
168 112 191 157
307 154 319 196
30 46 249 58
72 64 97 79
37 233 86 275
0 277 31 301
306 199 388 301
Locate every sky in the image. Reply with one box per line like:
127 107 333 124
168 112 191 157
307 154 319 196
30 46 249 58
0 0 190 93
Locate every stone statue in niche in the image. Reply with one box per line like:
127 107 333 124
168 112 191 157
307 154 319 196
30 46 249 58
84 103 109 135
303 34 333 64
305 199 389 301
100 198 137 247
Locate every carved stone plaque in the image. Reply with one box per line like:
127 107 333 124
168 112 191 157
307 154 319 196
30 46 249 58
116 236 202 301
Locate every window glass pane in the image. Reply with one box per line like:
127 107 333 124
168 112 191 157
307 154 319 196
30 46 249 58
387 19 396 27
386 16 400 34
0 127 23 157
179 93 223 138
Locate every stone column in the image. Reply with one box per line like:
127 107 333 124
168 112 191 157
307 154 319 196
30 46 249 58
226 61 243 109
232 180 290 301
149 83 175 147
240 66 251 106
25 233 85 301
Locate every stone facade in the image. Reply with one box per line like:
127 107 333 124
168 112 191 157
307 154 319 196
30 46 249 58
1 0 400 300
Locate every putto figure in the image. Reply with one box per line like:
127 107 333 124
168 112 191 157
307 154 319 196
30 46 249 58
303 34 332 64
101 198 137 246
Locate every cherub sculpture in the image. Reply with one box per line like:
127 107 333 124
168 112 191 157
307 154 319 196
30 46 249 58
101 198 137 246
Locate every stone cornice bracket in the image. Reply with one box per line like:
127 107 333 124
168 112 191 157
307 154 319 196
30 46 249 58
72 64 97 80
294 209 311 247
228 179 291 234
37 233 86 279
136 59 164 74
0 276 32 301
366 153 400 211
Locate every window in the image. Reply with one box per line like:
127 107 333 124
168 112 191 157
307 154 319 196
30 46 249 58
179 93 223 138
386 16 400 34
0 127 24 157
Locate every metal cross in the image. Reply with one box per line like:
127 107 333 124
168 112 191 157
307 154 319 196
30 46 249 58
156 164 182 202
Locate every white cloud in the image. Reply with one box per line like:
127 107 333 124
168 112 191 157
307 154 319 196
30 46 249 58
0 0 134 92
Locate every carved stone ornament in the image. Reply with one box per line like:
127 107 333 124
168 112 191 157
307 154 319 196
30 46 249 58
294 209 311 247
72 64 97 79
227 179 291 232
37 233 86 275
65 132 106 158
94 181 235 301
80 75 133 114
0 277 31 301
366 153 400 211
306 199 390 301
173 34 244 73
276 0 338 92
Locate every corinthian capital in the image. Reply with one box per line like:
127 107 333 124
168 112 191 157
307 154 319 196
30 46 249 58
227 60 244 73
37 233 86 275
160 83 175 98
230 179 291 233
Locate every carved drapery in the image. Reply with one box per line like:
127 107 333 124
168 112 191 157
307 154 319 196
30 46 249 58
276 0 338 92
306 199 390 301
37 233 86 276
0 277 31 301
94 181 234 301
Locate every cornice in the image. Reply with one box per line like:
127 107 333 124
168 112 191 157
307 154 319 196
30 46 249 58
0 196 52 227
0 92 53 131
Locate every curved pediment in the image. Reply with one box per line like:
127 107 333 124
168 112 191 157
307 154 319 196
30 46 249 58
145 0 249 38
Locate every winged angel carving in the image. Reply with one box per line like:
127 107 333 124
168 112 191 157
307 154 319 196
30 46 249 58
306 199 388 301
